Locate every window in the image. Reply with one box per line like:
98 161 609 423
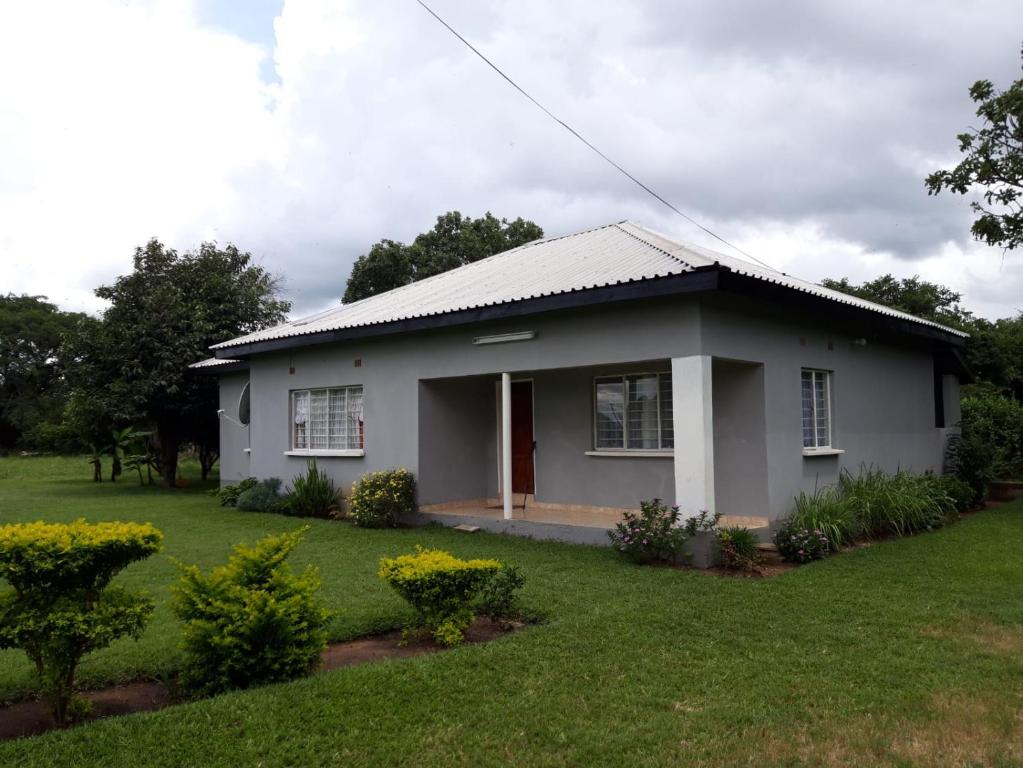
594 373 673 450
291 386 364 452
801 369 832 449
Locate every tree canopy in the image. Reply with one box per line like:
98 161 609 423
66 239 289 485
820 274 973 328
926 48 1023 251
0 294 91 449
343 211 543 303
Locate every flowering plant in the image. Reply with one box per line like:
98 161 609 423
608 499 694 564
773 519 830 563
349 468 415 528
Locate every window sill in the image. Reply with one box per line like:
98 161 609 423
585 450 674 458
802 448 844 457
284 450 365 458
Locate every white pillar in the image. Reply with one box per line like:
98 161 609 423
671 356 714 520
501 372 513 520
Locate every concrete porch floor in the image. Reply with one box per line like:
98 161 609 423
419 500 628 529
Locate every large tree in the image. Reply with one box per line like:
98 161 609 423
343 211 543 303
0 294 91 448
926 48 1023 250
70 239 289 485
820 274 973 329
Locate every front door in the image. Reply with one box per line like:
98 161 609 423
510 381 535 494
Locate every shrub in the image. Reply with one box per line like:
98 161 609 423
947 430 995 505
931 472 979 513
716 526 763 572
790 487 860 550
285 459 342 518
474 565 525 623
378 547 501 646
773 520 830 563
349 468 416 528
960 392 1023 479
608 499 692 564
171 528 330 694
0 520 162 723
215 477 258 507
237 477 284 512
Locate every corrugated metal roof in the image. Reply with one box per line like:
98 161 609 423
189 357 242 369
211 220 966 352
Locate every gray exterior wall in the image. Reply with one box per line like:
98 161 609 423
219 292 957 521
700 294 956 519
234 299 699 498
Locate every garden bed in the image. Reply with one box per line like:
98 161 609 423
0 617 522 742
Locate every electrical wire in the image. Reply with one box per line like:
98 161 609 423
413 0 778 271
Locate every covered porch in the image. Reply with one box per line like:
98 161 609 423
414 356 769 541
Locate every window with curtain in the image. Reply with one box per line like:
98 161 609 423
594 373 673 450
800 369 832 449
291 385 364 451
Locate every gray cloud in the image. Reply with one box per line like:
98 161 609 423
2 0 1022 320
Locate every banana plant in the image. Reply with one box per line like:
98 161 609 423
87 444 106 483
108 427 152 482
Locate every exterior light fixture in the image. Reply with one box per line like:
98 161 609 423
472 331 537 345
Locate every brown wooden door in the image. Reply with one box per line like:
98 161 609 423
511 381 535 494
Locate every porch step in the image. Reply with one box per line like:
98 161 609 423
756 542 783 565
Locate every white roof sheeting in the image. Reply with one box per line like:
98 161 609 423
211 220 966 353
189 357 242 369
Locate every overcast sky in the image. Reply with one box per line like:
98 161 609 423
2 0 1022 320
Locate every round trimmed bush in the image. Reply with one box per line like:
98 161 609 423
349 468 415 527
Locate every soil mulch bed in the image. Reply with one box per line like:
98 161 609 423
703 561 796 579
0 617 520 742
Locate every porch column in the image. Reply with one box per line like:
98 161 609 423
501 372 513 520
671 356 715 520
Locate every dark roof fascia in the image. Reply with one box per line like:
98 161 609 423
715 269 967 348
214 267 721 359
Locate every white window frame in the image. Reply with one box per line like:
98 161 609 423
591 372 674 454
285 385 365 457
801 369 840 455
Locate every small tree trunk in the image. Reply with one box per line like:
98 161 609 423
158 424 180 488
91 459 102 482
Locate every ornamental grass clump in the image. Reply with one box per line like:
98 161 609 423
717 526 763 572
286 459 342 518
0 520 163 724
379 547 502 646
838 467 954 538
171 527 330 694
349 468 415 528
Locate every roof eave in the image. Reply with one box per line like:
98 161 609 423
214 268 721 359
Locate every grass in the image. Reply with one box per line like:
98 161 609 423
2 456 1023 766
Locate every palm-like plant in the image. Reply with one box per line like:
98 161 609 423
108 427 152 482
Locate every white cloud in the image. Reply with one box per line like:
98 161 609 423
2 0 1022 320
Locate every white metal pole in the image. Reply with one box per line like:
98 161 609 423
501 372 513 520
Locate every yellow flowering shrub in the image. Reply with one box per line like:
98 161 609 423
378 547 502 645
0 519 162 723
349 468 415 528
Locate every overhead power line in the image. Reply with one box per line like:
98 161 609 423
413 0 777 271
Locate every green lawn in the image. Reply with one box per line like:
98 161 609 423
2 456 1023 766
